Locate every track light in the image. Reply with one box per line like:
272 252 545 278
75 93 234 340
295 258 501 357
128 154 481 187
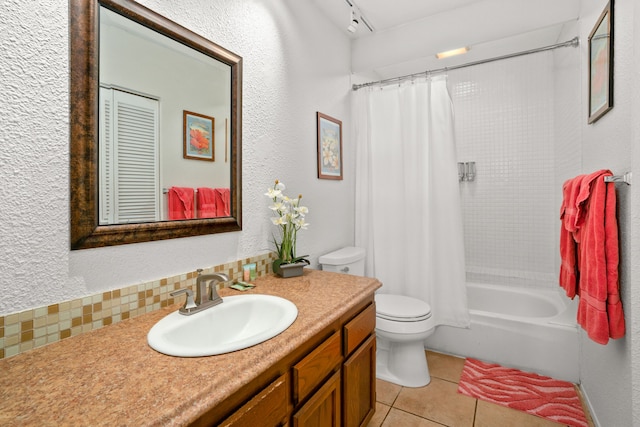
347 7 359 33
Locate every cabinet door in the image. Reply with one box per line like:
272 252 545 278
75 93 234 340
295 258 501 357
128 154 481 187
343 335 376 427
293 371 341 427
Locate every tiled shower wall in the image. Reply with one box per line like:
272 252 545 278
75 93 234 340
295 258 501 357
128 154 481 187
449 48 581 288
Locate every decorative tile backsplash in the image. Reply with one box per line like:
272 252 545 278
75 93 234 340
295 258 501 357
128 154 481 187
0 252 276 360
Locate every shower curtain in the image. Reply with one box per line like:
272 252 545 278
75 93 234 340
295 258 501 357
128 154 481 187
353 75 469 328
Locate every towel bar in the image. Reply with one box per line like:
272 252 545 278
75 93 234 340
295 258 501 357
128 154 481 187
604 172 632 185
163 188 199 194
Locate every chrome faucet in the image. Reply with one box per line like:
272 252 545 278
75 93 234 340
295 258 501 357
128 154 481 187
170 269 230 315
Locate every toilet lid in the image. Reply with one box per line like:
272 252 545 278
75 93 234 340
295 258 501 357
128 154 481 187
375 294 432 322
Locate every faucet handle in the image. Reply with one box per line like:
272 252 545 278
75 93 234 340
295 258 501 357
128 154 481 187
171 288 198 313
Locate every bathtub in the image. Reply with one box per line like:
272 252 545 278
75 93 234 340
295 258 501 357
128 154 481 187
425 282 580 382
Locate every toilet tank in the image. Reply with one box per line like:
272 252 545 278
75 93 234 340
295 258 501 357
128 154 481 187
319 247 365 276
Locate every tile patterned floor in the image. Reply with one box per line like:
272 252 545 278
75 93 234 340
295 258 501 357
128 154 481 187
368 351 594 427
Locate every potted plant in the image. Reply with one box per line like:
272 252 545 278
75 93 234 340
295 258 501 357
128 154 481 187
265 180 310 277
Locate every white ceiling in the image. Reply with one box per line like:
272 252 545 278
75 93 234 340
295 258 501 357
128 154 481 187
317 0 487 34
311 0 580 80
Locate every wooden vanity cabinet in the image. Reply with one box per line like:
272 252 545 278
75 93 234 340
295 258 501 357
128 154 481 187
196 298 376 427
293 302 376 427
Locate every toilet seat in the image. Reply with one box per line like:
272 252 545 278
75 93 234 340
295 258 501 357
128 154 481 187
375 294 431 322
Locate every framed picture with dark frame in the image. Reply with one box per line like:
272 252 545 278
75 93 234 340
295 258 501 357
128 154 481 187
316 112 343 180
183 110 215 161
588 0 614 124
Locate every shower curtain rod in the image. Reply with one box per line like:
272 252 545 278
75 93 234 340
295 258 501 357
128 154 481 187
352 37 579 91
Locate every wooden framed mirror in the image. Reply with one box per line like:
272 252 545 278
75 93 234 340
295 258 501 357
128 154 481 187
70 0 242 249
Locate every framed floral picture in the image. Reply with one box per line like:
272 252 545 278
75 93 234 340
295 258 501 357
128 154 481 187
183 110 215 161
588 0 614 124
316 112 343 180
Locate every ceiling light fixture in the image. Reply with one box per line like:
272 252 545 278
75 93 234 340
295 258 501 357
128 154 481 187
436 47 470 59
343 0 374 33
347 7 359 33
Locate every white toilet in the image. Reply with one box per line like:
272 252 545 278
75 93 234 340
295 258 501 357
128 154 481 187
319 247 435 388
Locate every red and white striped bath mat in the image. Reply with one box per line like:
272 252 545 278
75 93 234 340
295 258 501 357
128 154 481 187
458 358 588 427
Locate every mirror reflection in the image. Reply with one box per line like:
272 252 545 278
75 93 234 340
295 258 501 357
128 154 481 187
99 7 231 224
69 0 242 250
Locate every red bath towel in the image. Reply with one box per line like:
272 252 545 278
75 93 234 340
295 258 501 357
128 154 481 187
197 187 217 218
559 176 583 298
559 170 607 297
575 173 625 344
559 170 625 344
214 188 230 217
168 187 194 220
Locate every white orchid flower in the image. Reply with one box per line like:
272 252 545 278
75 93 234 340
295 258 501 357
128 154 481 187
294 218 309 230
271 217 286 226
265 187 282 199
280 205 292 215
269 202 285 212
265 179 310 265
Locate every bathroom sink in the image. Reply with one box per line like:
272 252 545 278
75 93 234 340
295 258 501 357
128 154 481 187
147 294 298 357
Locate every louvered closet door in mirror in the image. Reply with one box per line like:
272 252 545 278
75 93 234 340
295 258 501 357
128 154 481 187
99 87 160 224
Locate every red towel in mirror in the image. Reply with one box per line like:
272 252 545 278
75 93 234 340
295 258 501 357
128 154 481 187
197 187 217 218
214 188 230 217
168 187 194 220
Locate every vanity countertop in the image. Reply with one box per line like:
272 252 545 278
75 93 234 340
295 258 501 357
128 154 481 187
0 270 381 426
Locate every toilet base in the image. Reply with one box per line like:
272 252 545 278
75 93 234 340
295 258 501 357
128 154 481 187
376 339 431 388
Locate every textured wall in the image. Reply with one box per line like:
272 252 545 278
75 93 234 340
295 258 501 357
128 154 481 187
0 0 353 315
577 0 636 426
632 0 640 423
0 0 71 310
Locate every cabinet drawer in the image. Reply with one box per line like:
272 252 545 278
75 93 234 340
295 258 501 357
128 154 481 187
293 331 342 405
219 373 289 427
343 304 375 356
